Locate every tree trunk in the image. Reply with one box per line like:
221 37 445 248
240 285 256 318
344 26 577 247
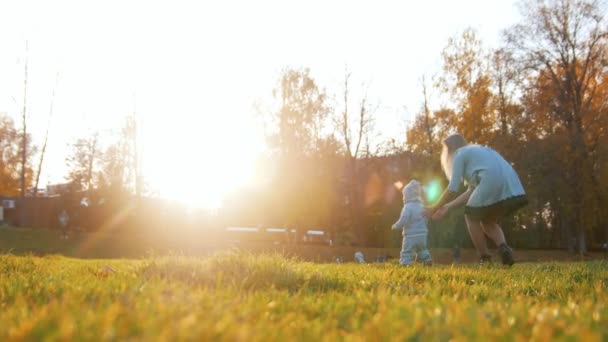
19 41 29 227
348 157 365 246
535 211 544 248
576 230 587 255
570 123 588 255
421 76 434 155
33 72 58 197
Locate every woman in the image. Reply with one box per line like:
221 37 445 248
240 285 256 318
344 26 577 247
425 134 527 266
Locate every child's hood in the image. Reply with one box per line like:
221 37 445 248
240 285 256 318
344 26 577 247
403 180 422 202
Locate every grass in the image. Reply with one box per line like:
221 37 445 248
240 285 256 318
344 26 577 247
1 251 607 341
2 225 605 264
0 225 203 258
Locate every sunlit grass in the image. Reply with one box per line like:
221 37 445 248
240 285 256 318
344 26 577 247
0 252 607 340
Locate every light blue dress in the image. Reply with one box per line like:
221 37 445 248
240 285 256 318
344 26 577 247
447 145 526 208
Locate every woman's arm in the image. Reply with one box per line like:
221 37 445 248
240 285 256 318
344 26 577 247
424 149 466 218
431 188 473 221
446 187 473 209
424 188 457 218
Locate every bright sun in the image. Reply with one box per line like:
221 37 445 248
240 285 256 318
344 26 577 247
141 110 263 210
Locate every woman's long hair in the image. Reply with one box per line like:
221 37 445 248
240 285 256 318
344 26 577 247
441 133 467 180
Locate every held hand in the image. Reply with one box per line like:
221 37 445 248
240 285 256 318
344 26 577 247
431 205 450 221
423 207 435 219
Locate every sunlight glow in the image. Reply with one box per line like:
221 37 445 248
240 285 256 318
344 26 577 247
143 117 263 209
424 180 442 204
0 0 519 209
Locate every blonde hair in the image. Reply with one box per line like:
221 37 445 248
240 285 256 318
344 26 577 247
441 133 467 180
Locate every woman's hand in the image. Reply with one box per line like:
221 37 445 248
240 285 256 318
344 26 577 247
423 207 435 219
431 205 450 221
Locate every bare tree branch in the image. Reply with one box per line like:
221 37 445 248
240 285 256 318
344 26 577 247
33 72 60 196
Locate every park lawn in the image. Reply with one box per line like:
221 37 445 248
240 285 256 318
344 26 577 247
0 226 189 258
0 252 607 341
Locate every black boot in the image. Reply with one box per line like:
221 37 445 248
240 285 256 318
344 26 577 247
479 254 492 266
499 243 515 267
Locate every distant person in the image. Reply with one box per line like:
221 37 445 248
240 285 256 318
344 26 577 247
354 251 366 263
425 133 527 266
58 209 69 240
392 180 432 266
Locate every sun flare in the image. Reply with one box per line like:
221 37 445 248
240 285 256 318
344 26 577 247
142 112 263 210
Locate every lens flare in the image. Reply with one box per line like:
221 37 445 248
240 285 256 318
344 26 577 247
424 180 442 204
393 181 404 190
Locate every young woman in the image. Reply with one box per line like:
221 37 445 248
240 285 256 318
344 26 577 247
426 134 527 266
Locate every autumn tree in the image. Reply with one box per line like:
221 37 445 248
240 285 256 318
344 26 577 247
406 76 455 157
505 0 608 253
487 48 529 163
489 49 522 139
437 28 495 145
415 29 525 154
0 114 25 195
587 71 608 243
267 67 338 233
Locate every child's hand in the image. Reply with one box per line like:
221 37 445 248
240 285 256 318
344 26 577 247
432 205 449 221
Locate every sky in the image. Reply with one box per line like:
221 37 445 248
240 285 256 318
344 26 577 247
0 0 521 208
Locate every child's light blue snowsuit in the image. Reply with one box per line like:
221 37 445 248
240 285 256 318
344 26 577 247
392 180 432 265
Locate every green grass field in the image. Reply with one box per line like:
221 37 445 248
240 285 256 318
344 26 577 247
1 250 607 341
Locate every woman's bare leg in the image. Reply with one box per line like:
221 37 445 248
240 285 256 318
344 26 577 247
465 215 489 256
481 217 514 266
480 218 506 246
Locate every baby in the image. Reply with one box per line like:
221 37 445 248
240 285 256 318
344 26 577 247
392 180 432 266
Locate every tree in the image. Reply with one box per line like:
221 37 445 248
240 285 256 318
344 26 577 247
33 72 60 196
99 143 125 191
488 48 528 161
406 77 454 156
0 114 24 195
505 0 608 253
586 70 608 243
20 41 29 199
91 114 141 195
437 28 495 145
270 68 330 156
121 113 141 197
66 133 99 192
267 68 336 232
334 67 377 245
420 76 435 155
